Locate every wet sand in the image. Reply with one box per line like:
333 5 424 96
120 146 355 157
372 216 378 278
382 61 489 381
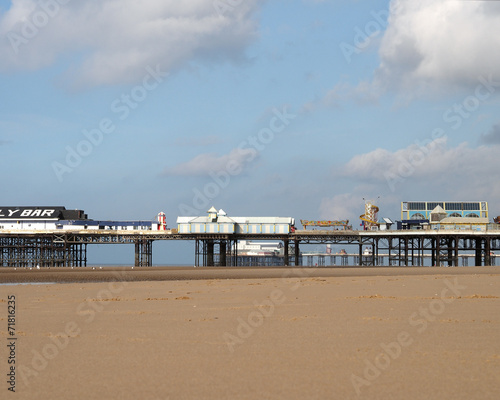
1 266 499 399
2 265 500 283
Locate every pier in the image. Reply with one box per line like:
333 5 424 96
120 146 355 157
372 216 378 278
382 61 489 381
1 228 500 268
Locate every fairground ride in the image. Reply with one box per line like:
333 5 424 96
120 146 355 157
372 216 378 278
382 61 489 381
360 200 379 230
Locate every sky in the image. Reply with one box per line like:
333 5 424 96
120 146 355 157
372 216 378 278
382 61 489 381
1 0 500 264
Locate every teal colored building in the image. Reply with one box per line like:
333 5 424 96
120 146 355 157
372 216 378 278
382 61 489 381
401 201 488 220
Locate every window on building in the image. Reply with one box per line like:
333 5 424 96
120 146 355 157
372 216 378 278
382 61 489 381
410 213 426 220
449 213 462 217
408 202 425 211
445 203 462 211
464 203 480 211
427 202 444 210
465 213 479 218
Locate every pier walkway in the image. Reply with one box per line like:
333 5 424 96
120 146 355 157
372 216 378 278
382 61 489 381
1 229 500 267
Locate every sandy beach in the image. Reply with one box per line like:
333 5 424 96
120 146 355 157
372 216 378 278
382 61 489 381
1 266 499 399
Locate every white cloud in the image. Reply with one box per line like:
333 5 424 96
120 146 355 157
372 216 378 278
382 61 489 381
340 138 447 183
323 80 381 107
162 147 258 177
173 135 223 147
375 0 500 95
480 123 500 145
319 0 500 107
319 138 500 222
0 0 264 87
319 193 364 221
337 137 500 201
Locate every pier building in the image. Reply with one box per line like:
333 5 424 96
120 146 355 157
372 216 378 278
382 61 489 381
401 201 488 220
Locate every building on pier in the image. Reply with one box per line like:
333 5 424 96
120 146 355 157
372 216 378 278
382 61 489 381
399 201 491 231
0 206 87 230
401 201 488 220
236 240 283 255
176 207 295 267
0 206 162 231
177 207 295 234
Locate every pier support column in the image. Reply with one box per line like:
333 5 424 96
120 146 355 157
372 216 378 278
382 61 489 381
430 238 436 266
206 240 214 267
447 238 454 267
417 238 423 266
475 239 482 266
220 241 227 266
388 238 394 266
283 239 289 266
435 237 441 266
358 241 363 266
135 242 139 266
231 239 238 267
403 237 409 266
135 240 152 267
485 238 491 266
195 239 200 267
294 240 300 266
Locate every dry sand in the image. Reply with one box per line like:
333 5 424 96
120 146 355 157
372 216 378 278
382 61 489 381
1 266 499 399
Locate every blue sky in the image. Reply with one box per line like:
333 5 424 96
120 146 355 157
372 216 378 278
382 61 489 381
1 0 500 264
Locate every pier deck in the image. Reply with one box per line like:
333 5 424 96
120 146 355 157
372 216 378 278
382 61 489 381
1 228 500 267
